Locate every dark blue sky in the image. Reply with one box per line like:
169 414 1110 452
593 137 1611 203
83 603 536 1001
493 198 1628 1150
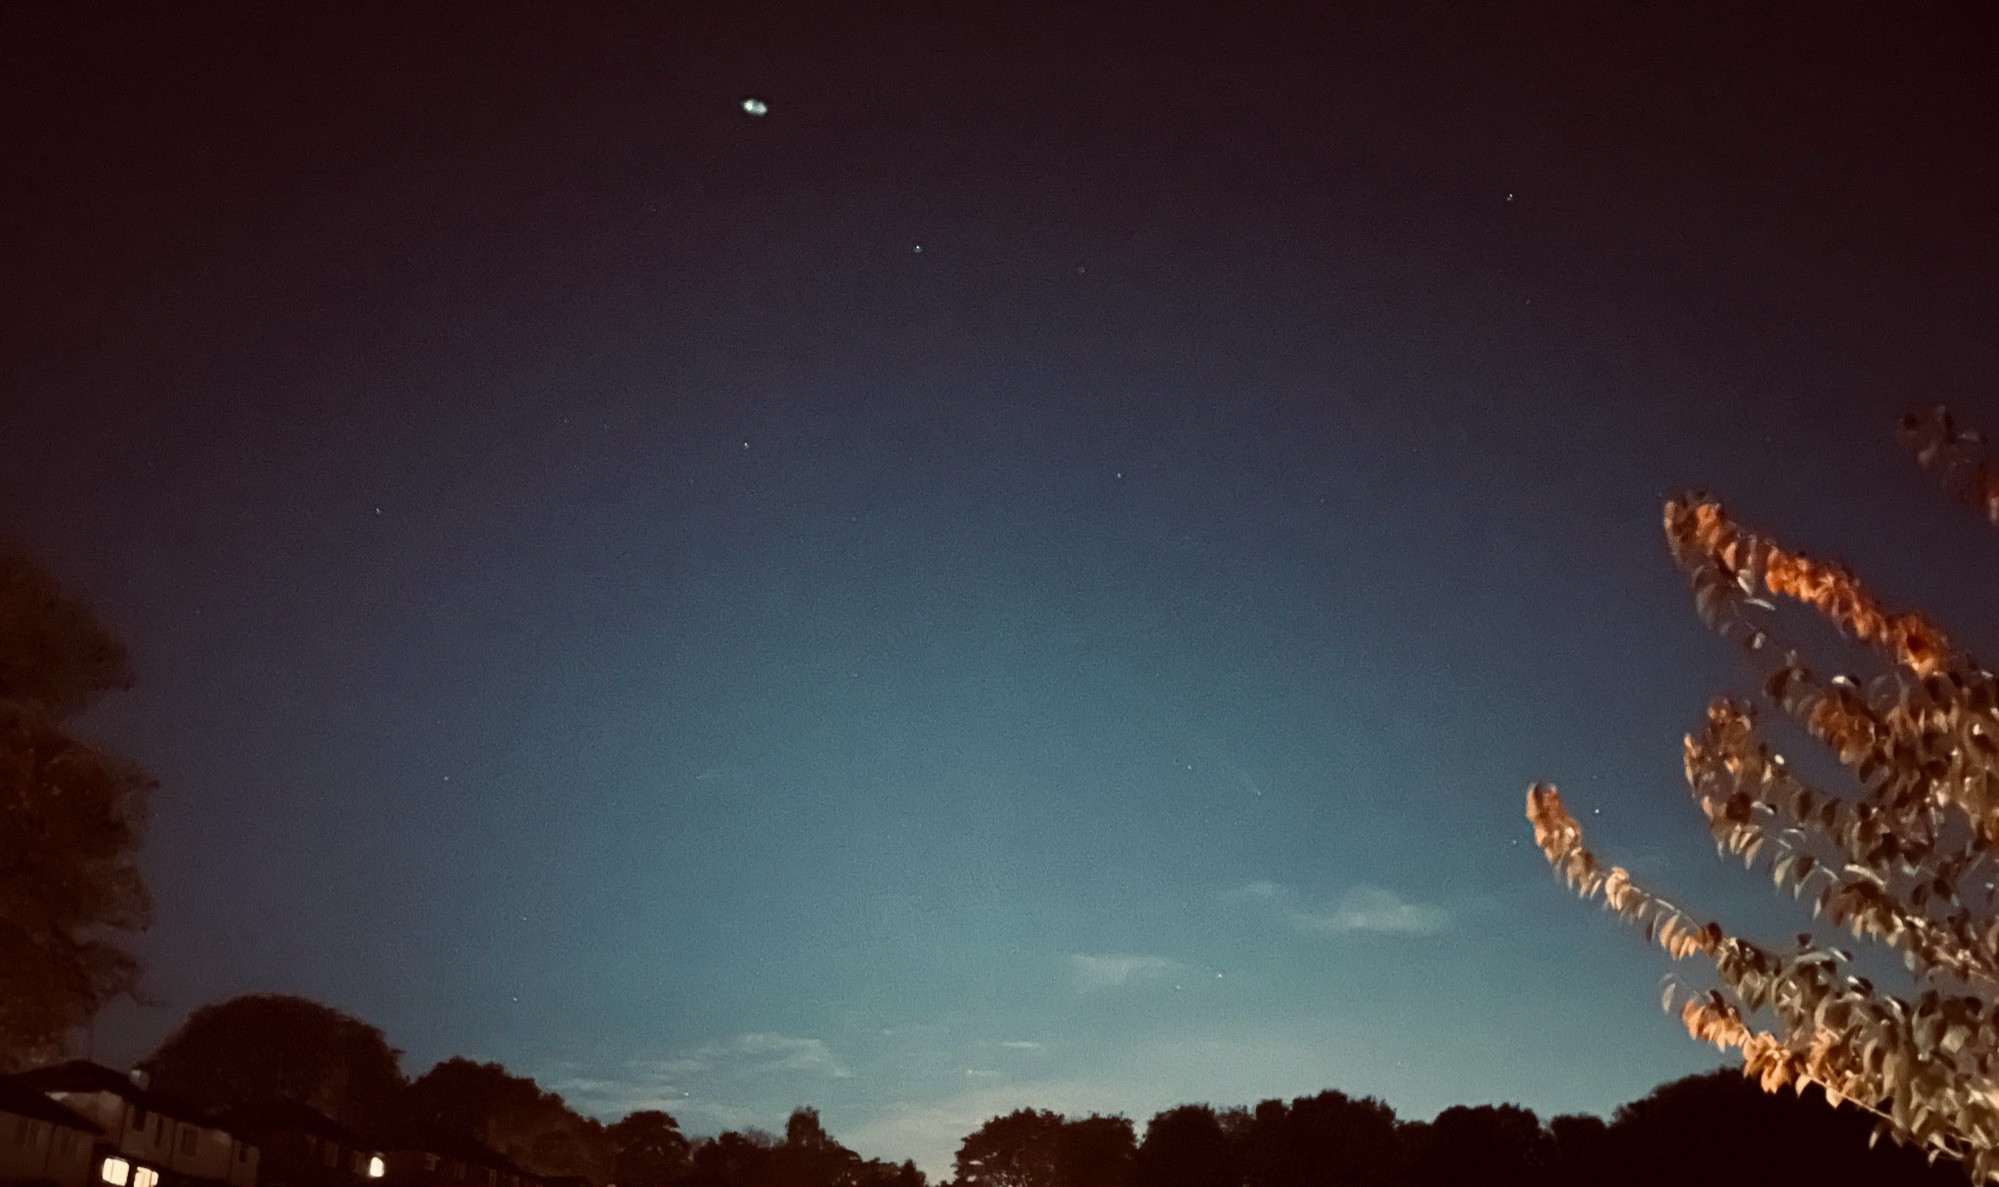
4 4 1995 1176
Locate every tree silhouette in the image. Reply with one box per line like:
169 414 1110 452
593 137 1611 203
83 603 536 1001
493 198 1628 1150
761 1108 857 1187
145 994 407 1132
1603 1070 1966 1187
954 1110 1064 1187
847 1160 925 1187
676 1114 923 1187
1526 407 1999 1178
0 540 152 1070
688 1129 775 1187
405 1057 612 1184
1052 1115 1133 1187
1544 1114 1608 1187
953 1109 1133 1187
1404 1105 1550 1186
607 1110 692 1187
407 1057 544 1139
1133 1105 1235 1187
1242 1090 1401 1187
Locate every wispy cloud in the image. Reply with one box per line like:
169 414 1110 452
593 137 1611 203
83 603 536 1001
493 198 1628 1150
1220 880 1284 903
624 1055 712 1077
1068 953 1183 991
1292 886 1449 935
551 1066 700 1123
999 1040 1043 1051
1226 881 1450 937
725 1032 852 1077
550 1031 848 1129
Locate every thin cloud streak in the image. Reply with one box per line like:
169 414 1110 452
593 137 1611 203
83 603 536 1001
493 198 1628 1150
1068 953 1183 991
1227 881 1451 936
551 1031 849 1129
727 1032 852 1077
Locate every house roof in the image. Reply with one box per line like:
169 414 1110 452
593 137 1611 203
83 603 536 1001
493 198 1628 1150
11 1061 209 1123
0 1076 106 1134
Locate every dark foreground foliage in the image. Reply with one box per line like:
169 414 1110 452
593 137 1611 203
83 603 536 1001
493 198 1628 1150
0 541 152 1071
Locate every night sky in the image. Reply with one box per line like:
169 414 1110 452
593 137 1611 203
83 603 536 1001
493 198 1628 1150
4 4 1995 1177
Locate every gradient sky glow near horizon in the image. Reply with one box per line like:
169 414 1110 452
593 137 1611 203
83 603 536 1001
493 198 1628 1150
4 5 1996 1178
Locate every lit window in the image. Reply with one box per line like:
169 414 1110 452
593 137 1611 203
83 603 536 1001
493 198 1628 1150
369 1156 386 1179
102 1158 131 1186
135 1167 160 1187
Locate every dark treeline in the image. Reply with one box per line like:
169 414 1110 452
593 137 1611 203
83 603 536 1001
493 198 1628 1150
955 1077 1970 1187
133 996 922 1187
130 995 1967 1187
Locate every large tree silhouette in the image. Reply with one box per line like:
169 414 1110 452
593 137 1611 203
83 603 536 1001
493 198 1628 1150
761 1109 855 1187
1242 1090 1401 1187
1052 1115 1134 1187
1602 1070 1966 1187
607 1110 692 1187
1133 1105 1235 1187
405 1057 612 1185
955 1109 1132 1187
145 994 407 1132
1545 1114 1609 1187
0 540 152 1070
687 1129 775 1186
1404 1105 1551 1186
954 1110 1064 1187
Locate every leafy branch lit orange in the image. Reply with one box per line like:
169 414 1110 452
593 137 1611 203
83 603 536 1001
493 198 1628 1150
1527 406 1999 1182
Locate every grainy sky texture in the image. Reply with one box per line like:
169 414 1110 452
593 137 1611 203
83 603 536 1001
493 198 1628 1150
4 4 1995 1177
